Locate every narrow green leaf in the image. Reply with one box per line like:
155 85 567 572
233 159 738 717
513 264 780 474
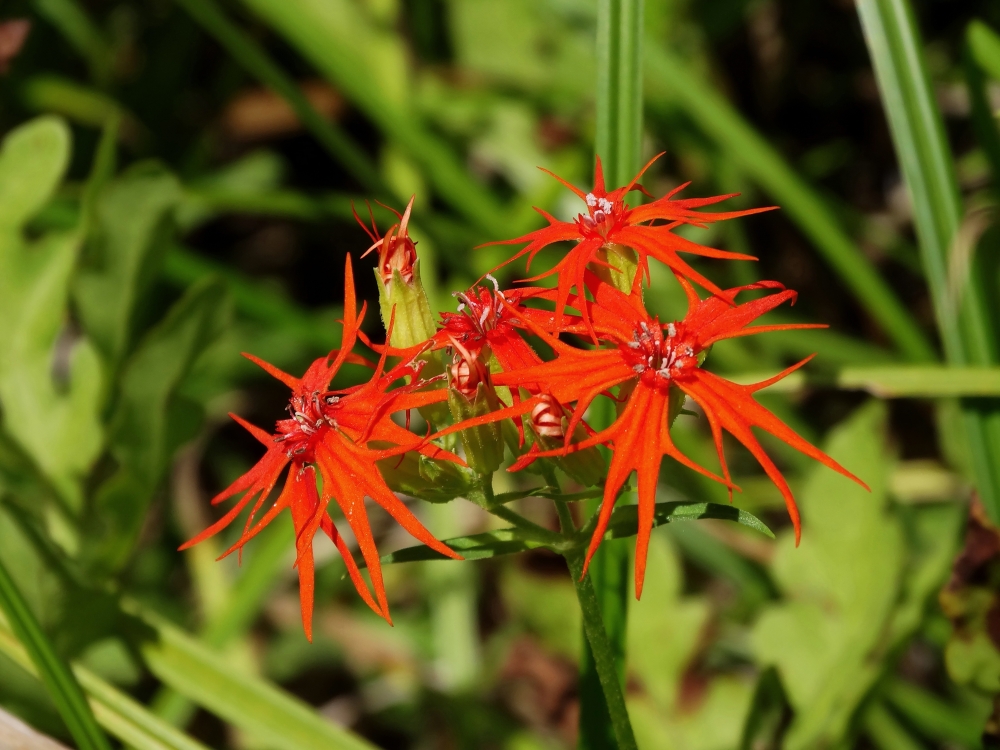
729 364 1000 397
964 23 1000 188
83 279 229 574
863 702 925 750
857 0 1000 524
125 602 379 750
375 528 552 567
0 560 111 750
968 19 1000 82
173 0 385 197
883 679 984 747
604 501 774 541
233 0 507 234
75 164 182 369
645 47 934 362
0 623 210 750
739 667 791 750
31 0 112 84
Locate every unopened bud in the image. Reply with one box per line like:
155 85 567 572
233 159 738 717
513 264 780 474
530 394 564 439
356 195 436 348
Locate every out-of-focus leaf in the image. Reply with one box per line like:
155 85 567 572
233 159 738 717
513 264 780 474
968 19 1000 82
0 623 210 750
0 116 103 510
730 365 1000 398
603 501 774 540
125 602 379 750
0 562 111 750
627 533 753 750
739 667 791 750
235 0 507 234
83 279 230 575
645 47 933 363
751 402 903 750
22 76 137 135
964 23 1000 191
31 0 112 84
75 164 182 370
883 679 986 747
862 702 925 750
857 0 1000 525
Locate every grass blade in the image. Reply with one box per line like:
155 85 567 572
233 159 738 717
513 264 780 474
0 558 111 750
645 47 934 362
125 601 378 750
0 624 210 750
857 0 1000 523
728 364 1000 397
173 0 386 197
234 0 508 234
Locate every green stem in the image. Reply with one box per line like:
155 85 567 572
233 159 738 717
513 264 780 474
0 557 112 750
478 475 563 544
566 551 638 750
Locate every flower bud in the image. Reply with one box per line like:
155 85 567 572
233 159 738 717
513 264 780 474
527 393 607 487
448 357 506 475
357 196 436 348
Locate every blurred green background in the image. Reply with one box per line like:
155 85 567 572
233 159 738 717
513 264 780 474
0 0 999 748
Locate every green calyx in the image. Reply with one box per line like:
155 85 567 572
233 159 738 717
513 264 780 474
377 261 436 349
593 243 639 295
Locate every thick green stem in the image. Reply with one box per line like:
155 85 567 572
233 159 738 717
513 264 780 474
567 551 639 750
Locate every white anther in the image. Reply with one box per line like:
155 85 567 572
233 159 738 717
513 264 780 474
666 323 676 338
585 192 598 207
598 198 612 213
485 273 500 293
633 364 646 374
626 341 640 349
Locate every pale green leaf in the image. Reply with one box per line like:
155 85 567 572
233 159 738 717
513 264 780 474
0 117 103 509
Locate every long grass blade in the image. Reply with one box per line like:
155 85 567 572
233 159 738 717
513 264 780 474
857 0 1000 523
645 47 934 362
0 559 112 750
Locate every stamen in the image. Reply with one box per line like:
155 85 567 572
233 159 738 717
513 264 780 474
666 323 676 338
585 192 597 207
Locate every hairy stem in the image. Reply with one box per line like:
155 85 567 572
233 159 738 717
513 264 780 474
566 550 638 750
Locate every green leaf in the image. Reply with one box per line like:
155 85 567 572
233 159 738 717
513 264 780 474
858 0 1000 528
0 559 111 750
604 501 775 540
968 19 1000 82
0 622 210 750
0 116 104 510
75 163 182 370
862 702 925 750
32 0 113 84
883 679 986 747
83 279 230 574
645 48 933 363
739 668 791 750
232 0 507 234
125 602 379 750
751 402 904 750
730 364 1000 397
375 528 552 567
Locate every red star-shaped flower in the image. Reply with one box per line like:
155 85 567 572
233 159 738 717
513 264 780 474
181 256 462 639
496 277 867 597
488 154 774 336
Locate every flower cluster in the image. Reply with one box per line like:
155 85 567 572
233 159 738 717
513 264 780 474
186 155 867 637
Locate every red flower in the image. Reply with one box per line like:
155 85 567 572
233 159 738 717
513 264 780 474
488 155 774 336
354 195 418 288
181 256 462 639
496 278 868 597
